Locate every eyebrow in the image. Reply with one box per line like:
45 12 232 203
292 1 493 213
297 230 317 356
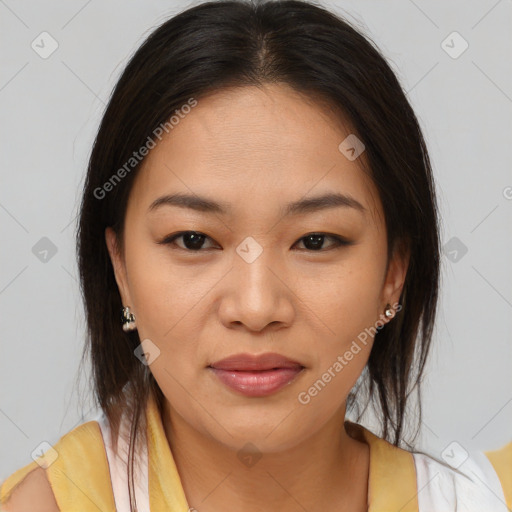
148 192 366 217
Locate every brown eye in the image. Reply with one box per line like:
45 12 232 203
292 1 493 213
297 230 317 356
158 231 352 253
159 231 217 251
294 233 351 251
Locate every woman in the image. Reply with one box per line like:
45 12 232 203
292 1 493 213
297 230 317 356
1 0 510 510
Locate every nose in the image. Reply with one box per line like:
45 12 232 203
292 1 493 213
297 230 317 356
217 244 295 333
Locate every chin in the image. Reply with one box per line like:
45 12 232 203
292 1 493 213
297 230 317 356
201 410 311 453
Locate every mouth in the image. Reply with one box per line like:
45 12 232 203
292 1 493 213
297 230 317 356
207 352 305 397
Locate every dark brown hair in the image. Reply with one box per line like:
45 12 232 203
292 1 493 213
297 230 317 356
76 0 440 509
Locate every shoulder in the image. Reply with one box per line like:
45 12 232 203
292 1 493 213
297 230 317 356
413 444 511 511
347 421 511 511
1 467 59 512
485 441 512 510
1 418 116 511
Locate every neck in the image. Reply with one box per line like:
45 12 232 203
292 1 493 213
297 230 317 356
162 401 369 512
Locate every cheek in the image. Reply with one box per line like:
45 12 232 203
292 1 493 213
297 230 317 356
122 241 209 373
306 255 384 339
124 237 196 325
125 252 171 336
299 249 385 388
298 354 368 419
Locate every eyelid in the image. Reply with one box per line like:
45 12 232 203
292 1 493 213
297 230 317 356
157 231 219 250
157 231 353 252
295 233 353 250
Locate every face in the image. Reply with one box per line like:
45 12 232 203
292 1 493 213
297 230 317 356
106 83 408 453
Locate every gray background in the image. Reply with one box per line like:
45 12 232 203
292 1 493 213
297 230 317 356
1 0 511 480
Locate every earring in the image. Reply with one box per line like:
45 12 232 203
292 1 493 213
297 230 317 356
122 306 137 332
384 303 395 319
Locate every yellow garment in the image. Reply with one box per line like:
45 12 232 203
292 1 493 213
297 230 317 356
0 420 116 511
0 393 509 511
485 440 512 510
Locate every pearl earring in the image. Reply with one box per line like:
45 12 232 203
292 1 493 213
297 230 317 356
122 306 137 332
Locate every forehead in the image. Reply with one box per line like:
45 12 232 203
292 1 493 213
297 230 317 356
128 84 383 225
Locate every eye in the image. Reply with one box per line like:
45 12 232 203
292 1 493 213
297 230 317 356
158 231 352 253
158 231 218 252
293 233 352 252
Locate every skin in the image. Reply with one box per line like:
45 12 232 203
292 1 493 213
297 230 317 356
106 83 409 512
2 468 59 512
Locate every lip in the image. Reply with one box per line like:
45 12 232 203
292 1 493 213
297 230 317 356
209 352 304 371
208 352 305 397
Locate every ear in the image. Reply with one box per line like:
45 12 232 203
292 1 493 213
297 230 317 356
380 239 410 319
105 227 133 307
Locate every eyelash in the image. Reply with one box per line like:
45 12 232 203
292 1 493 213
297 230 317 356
157 231 353 253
